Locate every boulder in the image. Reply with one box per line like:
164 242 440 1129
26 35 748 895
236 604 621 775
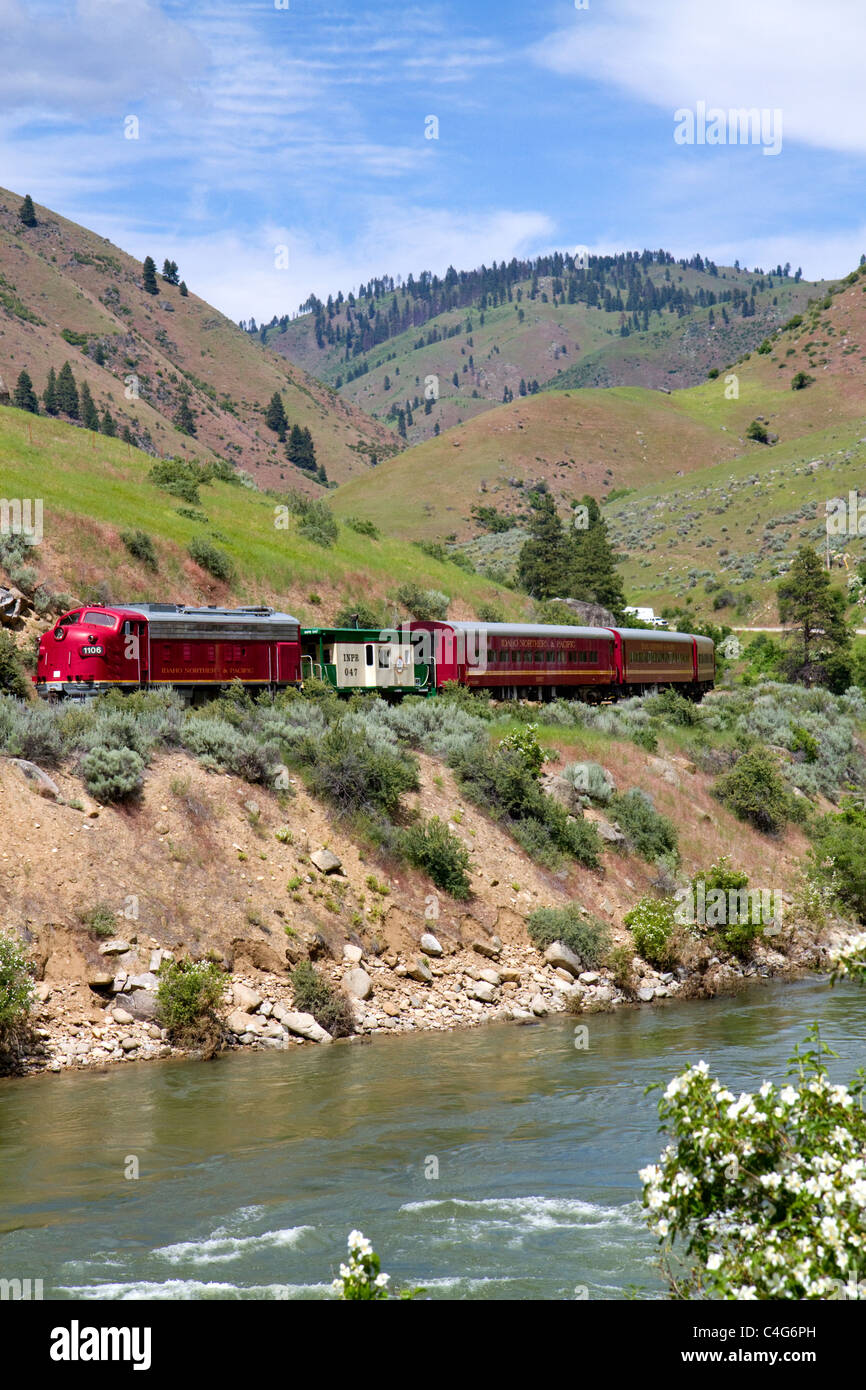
530 994 549 1017
419 933 443 957
232 982 263 1012
111 1007 134 1025
344 968 373 1001
86 966 115 989
471 937 502 961
596 820 625 844
227 1009 268 1036
127 972 159 992
11 759 60 800
381 1001 401 1019
98 940 131 956
543 941 583 978
407 958 433 985
281 1011 333 1044
578 971 600 986
474 967 502 987
469 981 498 1004
114 991 158 1022
310 849 342 875
638 986 655 1003
343 943 363 965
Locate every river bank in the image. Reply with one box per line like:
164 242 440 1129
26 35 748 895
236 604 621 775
14 912 853 1077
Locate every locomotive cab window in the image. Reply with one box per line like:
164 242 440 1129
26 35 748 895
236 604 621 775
59 612 81 627
83 611 117 628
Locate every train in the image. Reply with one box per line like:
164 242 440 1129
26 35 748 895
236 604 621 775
34 605 715 703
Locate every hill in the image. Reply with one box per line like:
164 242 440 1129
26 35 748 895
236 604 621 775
0 186 398 491
0 404 520 625
261 250 828 444
331 264 866 625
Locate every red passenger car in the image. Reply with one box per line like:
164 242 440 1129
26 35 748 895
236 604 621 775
34 604 302 702
410 621 714 699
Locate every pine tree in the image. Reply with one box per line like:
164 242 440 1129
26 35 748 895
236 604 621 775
173 383 196 436
179 281 188 297
567 495 626 618
161 259 180 285
778 547 852 690
13 369 39 413
42 366 58 415
18 194 37 228
142 256 159 295
100 408 116 437
264 390 288 440
79 381 99 430
122 425 134 445
516 491 572 599
56 361 79 418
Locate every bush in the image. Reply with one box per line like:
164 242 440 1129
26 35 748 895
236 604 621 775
156 958 225 1053
624 895 677 968
0 701 63 764
809 799 866 921
0 932 34 1054
646 688 700 727
691 857 768 958
746 419 770 444
120 528 158 571
497 723 545 776
300 720 418 818
609 789 678 864
345 516 380 539
714 746 798 834
0 632 29 699
81 745 144 802
148 458 204 505
188 535 233 582
559 761 615 805
395 582 449 621
297 499 339 548
399 817 472 898
527 904 610 967
791 371 815 390
78 903 117 939
290 960 355 1038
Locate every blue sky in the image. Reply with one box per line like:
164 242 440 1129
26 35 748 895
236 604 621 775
3 0 866 320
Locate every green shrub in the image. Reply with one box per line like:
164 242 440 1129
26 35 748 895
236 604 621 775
148 458 204 505
290 960 354 1038
78 903 117 939
527 904 609 967
0 700 63 763
606 943 637 995
395 582 449 621
188 535 233 582
120 528 158 571
560 761 615 805
156 958 225 1052
0 932 34 1054
809 799 866 921
691 857 768 958
497 723 545 776
790 724 819 762
345 516 380 539
399 817 472 898
746 419 770 444
0 632 29 699
81 745 144 802
297 499 339 548
608 789 678 864
647 688 700 727
300 720 418 818
624 895 677 968
714 746 799 834
791 371 815 390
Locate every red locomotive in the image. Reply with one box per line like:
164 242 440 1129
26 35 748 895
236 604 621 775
34 604 302 702
409 621 715 699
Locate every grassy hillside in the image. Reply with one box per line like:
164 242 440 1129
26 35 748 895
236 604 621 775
0 405 522 624
264 253 828 444
0 186 398 492
331 264 866 624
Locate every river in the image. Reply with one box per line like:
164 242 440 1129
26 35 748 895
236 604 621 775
1 977 863 1300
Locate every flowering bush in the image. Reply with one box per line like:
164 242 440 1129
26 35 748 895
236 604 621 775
830 933 866 986
331 1229 423 1301
640 1021 866 1299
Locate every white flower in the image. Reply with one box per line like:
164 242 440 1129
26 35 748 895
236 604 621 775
707 1253 723 1271
779 1086 798 1106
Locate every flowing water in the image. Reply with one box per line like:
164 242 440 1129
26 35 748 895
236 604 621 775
1 977 864 1300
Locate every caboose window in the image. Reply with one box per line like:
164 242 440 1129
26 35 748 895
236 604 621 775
365 645 374 667
378 648 390 669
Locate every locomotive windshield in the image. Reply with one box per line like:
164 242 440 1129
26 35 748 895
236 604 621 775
82 611 118 627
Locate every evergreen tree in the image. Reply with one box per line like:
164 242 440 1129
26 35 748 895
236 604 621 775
286 424 316 471
13 369 39 413
516 491 572 599
122 425 134 445
18 194 37 228
317 463 328 485
100 407 116 437
161 259 180 285
142 256 159 295
55 361 79 418
777 546 852 690
264 390 288 440
179 281 188 297
173 383 196 436
567 495 627 618
42 366 58 415
79 380 99 431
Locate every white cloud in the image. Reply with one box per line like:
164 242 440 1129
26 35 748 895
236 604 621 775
532 0 866 155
